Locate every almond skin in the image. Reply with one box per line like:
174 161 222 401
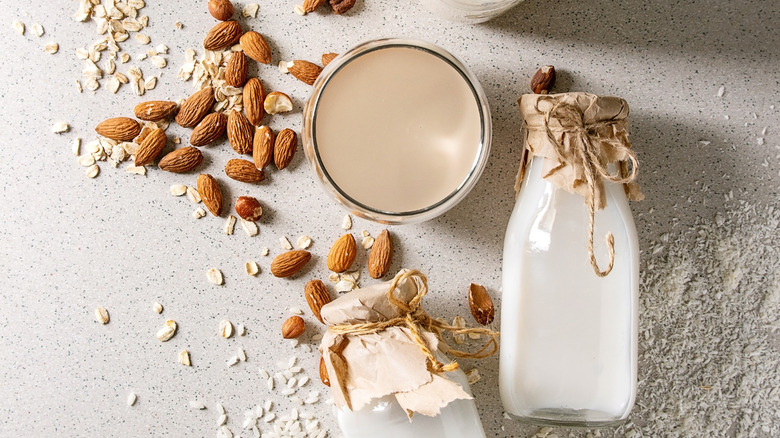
134 128 166 166
225 51 248 87
158 147 203 173
282 316 305 339
271 250 312 278
273 128 297 170
368 229 393 279
243 78 265 126
95 117 141 141
225 158 265 183
235 196 263 221
327 234 356 273
305 280 331 324
190 112 227 146
240 31 271 64
321 52 338 67
252 125 274 170
319 356 330 386
289 60 323 86
197 173 223 216
176 87 215 127
208 0 234 20
468 283 495 326
203 20 242 51
227 110 254 155
134 101 178 121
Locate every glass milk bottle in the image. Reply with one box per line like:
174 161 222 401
500 93 640 426
336 357 486 438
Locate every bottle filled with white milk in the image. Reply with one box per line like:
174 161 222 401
500 93 643 426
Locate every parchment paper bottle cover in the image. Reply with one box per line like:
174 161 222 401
303 38 491 224
500 92 644 427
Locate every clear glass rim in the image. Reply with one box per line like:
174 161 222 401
302 38 492 225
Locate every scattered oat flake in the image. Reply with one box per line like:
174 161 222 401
95 307 110 324
193 208 206 219
294 4 306 15
361 230 370 237
225 215 237 235
44 42 59 54
72 138 81 156
280 236 293 250
190 400 207 410
278 61 293 74
238 348 247 362
32 23 43 37
12 21 24 35
78 154 96 167
175 21 184 29
127 392 137 406
245 260 259 276
219 319 234 338
361 236 375 249
289 306 304 315
156 320 177 342
465 368 481 384
207 268 224 285
341 214 352 230
153 301 163 314
52 122 70 134
238 324 246 336
262 247 269 256
757 137 765 146
170 184 187 196
75 80 83 93
241 219 259 237
218 413 228 426
126 165 146 175
717 86 725 97
243 3 260 17
227 356 239 367
296 235 312 249
85 164 100 178
135 33 150 44
186 187 202 203
144 76 157 90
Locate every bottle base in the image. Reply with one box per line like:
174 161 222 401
504 408 629 428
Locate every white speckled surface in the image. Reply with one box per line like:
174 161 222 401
1 0 779 437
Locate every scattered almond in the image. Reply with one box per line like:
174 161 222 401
327 234 356 273
225 158 265 183
134 100 178 121
95 117 141 141
204 20 242 51
235 196 263 221
225 50 248 87
368 229 393 279
531 65 556 94
303 0 328 13
243 78 265 126
134 128 167 166
240 31 272 64
176 87 215 127
158 147 204 173
264 91 293 114
208 0 235 21
319 356 330 386
270 250 312 278
252 125 274 170
197 173 223 216
322 52 338 67
282 316 305 339
330 0 356 14
288 60 322 86
273 128 297 170
227 110 254 155
468 283 495 325
190 112 228 146
305 280 331 324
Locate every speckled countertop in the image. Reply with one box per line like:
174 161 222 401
1 1 779 437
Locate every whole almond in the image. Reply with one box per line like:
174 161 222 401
176 87 215 127
329 0 355 14
252 125 274 170
203 20 242 51
208 0 234 20
227 110 254 155
225 158 265 183
319 356 330 386
327 234 356 273
273 128 297 170
305 279 331 324
289 60 322 86
243 78 265 126
282 315 305 339
134 128 166 166
134 101 178 121
190 112 227 146
225 51 248 87
197 173 223 216
321 52 338 67
235 196 263 221
95 117 141 141
270 250 311 277
240 31 271 64
368 229 393 279
158 147 204 173
531 65 556 94
468 283 495 326
303 0 327 12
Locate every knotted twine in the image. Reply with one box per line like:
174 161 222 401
517 93 643 277
328 269 499 374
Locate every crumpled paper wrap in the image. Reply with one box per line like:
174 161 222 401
318 270 471 417
516 92 643 209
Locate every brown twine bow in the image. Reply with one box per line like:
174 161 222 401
328 269 499 373
531 96 639 277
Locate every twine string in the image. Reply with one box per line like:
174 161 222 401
534 96 639 277
328 270 499 373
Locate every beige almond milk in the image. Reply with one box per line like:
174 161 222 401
313 46 483 214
